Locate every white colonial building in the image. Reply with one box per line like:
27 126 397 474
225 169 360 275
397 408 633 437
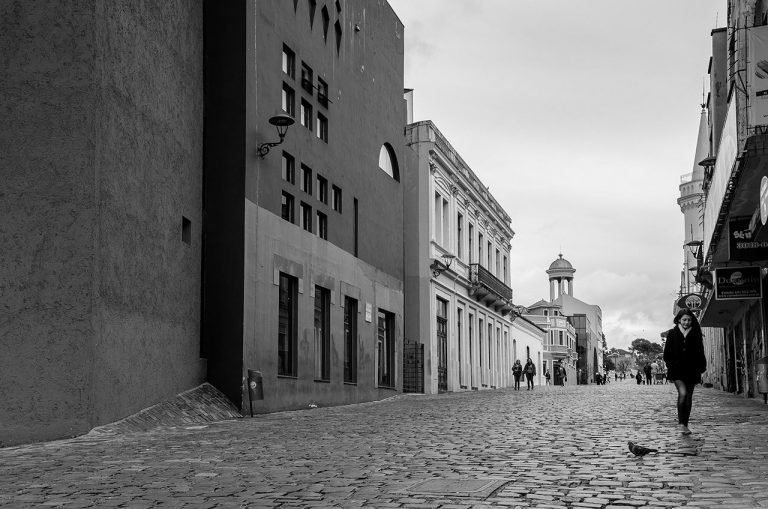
404 119 542 393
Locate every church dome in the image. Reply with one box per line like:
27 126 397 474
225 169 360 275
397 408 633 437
549 254 573 270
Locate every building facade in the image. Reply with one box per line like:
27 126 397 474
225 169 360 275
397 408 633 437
1 2 207 446
204 0 412 413
695 1 768 400
404 120 538 393
521 301 577 385
676 104 727 390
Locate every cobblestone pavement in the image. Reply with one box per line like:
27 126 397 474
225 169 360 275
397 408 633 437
2 381 768 508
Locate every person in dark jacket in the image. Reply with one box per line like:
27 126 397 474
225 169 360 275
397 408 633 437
524 358 536 390
512 360 523 390
663 308 707 435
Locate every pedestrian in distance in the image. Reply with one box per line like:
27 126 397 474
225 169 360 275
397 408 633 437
595 372 601 385
644 363 653 385
512 360 523 390
545 369 551 385
559 365 567 386
664 308 707 435
524 358 536 390
635 371 643 385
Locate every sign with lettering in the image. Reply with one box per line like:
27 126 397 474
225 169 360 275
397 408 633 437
761 176 768 226
728 216 768 261
714 266 763 301
676 293 704 311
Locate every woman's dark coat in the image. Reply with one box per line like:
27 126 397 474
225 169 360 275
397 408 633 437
663 325 707 383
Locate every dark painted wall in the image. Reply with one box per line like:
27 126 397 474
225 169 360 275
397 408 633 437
1 0 206 446
202 0 247 409
253 0 407 280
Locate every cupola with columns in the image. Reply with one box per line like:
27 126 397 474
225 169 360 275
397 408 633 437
546 253 575 301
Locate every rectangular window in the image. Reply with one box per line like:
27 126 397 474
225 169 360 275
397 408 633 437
442 198 449 248
478 233 483 267
281 151 295 184
488 323 492 369
281 192 294 223
344 297 358 383
495 249 500 277
332 185 342 213
478 318 484 368
301 202 312 232
433 192 441 244
301 165 312 195
301 99 312 129
282 83 295 117
457 213 463 261
282 44 295 79
314 285 331 381
317 77 329 108
317 175 328 204
301 62 313 93
377 309 395 388
278 273 298 377
503 256 508 284
317 212 327 239
468 224 474 263
559 330 564 346
487 241 492 269
468 313 474 387
316 113 328 143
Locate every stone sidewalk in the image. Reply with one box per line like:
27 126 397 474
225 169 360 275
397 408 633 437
1 381 767 508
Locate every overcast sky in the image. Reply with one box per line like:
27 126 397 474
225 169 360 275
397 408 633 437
388 0 723 350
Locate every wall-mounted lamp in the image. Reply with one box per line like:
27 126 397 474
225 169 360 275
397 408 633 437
430 253 455 277
257 113 295 158
685 240 703 268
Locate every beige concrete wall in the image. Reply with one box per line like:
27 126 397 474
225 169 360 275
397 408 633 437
1 1 205 446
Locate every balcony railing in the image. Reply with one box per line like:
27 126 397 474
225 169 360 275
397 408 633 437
545 345 569 355
469 263 514 315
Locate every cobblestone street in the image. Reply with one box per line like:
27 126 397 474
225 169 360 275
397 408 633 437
2 381 768 508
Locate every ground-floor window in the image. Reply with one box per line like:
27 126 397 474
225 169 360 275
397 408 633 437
344 296 358 383
278 273 298 377
377 309 395 388
314 285 331 381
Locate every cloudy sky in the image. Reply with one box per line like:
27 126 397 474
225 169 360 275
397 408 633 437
388 0 723 350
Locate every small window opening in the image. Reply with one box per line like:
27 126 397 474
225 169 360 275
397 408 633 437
182 216 191 245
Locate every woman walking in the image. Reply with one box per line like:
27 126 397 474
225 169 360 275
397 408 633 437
512 360 523 390
524 358 536 390
663 308 707 435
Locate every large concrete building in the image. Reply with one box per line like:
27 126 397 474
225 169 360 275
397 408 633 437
2 2 207 446
1 0 413 445
404 120 542 393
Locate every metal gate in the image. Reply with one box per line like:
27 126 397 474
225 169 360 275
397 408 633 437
403 339 424 393
437 314 448 392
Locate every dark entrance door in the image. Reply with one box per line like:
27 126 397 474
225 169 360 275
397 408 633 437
437 298 448 392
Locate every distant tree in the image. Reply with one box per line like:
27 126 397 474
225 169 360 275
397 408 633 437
630 338 663 368
616 358 632 373
605 356 616 371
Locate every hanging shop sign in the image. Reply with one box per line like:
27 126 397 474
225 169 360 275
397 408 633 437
714 266 763 301
676 293 704 311
728 216 768 261
761 176 768 226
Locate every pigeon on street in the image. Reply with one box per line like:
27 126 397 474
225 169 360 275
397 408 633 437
628 441 658 457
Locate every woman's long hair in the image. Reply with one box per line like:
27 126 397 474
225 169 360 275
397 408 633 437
673 308 702 334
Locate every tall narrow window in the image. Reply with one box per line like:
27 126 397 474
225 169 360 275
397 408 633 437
314 285 330 381
487 241 492 269
301 202 312 232
281 192 294 224
495 248 501 277
316 113 328 143
488 323 492 372
479 318 484 369
353 198 358 257
321 5 330 42
317 175 328 203
278 273 298 377
332 185 342 212
282 83 295 117
308 0 317 29
282 152 295 184
282 44 295 79
478 233 484 267
377 309 395 387
301 62 313 93
434 192 441 244
334 19 342 55
468 313 474 388
468 224 474 263
442 198 449 248
317 212 327 240
559 330 564 346
301 165 312 195
317 78 329 108
344 297 358 383
457 308 463 386
503 255 508 284
301 99 313 129
457 213 463 261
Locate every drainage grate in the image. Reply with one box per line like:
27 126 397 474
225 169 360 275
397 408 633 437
407 478 509 498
